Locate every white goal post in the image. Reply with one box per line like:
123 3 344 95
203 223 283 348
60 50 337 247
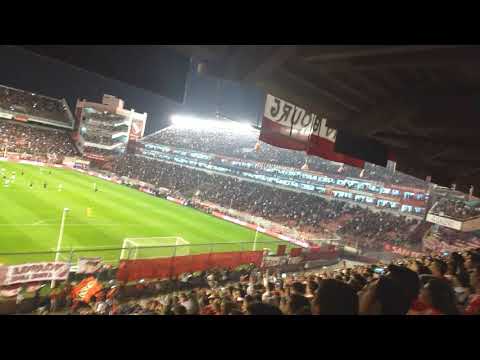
120 236 190 260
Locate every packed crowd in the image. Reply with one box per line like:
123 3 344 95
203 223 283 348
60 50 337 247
431 198 480 220
144 125 426 188
0 85 72 125
82 119 129 135
83 133 121 146
0 120 78 158
85 112 127 124
338 210 419 251
16 249 480 315
426 226 480 252
111 155 421 250
83 146 120 157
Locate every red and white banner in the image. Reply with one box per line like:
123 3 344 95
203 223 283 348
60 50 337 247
77 258 103 274
259 94 364 168
0 262 70 286
259 94 312 151
307 118 365 168
129 118 146 142
383 244 424 258
261 255 288 268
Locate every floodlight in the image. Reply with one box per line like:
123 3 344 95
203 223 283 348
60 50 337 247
170 114 258 134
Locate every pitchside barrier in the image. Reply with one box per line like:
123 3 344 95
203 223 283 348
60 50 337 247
0 240 287 267
0 241 342 286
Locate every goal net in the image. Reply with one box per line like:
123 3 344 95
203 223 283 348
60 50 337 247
119 236 190 260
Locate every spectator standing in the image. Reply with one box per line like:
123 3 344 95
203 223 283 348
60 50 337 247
416 279 459 315
464 266 480 315
312 279 358 315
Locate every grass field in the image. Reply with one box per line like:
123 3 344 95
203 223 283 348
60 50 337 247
0 162 287 266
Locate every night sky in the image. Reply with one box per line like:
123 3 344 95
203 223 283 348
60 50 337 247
0 46 264 135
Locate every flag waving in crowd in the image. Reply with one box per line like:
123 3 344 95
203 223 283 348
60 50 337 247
71 277 103 303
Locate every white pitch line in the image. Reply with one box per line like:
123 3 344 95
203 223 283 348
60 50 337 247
0 223 140 227
32 219 47 225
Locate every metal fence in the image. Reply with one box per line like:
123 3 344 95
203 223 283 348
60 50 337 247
0 240 296 268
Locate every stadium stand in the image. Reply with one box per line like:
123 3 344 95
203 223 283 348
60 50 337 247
0 85 73 126
430 198 480 220
2 96 480 315
144 124 427 188
0 120 78 159
111 154 421 251
9 249 480 315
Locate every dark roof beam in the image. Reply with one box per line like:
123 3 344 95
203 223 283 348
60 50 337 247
281 69 362 113
285 58 376 105
302 45 459 62
346 72 392 99
244 46 298 82
315 56 480 73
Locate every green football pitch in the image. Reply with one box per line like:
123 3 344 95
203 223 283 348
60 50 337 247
0 162 289 266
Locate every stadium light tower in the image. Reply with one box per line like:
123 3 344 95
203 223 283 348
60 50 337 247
51 207 70 288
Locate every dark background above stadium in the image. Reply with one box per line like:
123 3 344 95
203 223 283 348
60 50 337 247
0 46 264 136
21 45 190 104
7 45 480 193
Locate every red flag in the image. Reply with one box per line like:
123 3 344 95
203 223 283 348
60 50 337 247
307 118 365 168
71 277 103 303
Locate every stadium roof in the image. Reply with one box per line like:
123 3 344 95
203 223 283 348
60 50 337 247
168 45 480 194
22 45 480 194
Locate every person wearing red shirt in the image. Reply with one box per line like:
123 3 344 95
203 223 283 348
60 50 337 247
464 265 480 315
410 279 459 315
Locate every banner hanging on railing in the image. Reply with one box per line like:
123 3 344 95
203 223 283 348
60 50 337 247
383 244 424 258
0 262 70 286
77 257 103 274
116 250 264 283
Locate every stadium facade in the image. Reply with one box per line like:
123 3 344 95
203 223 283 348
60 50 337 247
74 94 148 163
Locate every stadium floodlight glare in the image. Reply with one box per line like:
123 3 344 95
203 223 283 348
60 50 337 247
170 114 258 133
